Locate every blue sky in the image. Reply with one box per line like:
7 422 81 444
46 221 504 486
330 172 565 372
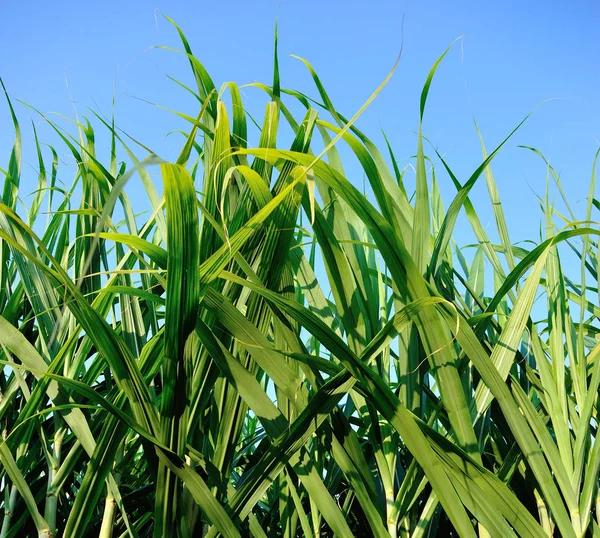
1 0 599 249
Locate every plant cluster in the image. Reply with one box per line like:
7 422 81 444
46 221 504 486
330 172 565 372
0 18 598 538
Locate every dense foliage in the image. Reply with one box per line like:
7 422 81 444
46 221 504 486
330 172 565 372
0 18 598 538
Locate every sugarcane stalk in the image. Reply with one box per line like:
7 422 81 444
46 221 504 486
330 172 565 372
98 443 123 538
44 416 65 538
0 486 18 538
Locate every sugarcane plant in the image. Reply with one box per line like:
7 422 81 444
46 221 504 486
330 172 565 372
0 16 599 538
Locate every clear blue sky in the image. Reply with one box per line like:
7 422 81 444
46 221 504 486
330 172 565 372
1 0 599 248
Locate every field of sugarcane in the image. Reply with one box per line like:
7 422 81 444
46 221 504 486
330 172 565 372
0 17 599 538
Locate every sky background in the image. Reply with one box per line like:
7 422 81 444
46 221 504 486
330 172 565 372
1 0 599 253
